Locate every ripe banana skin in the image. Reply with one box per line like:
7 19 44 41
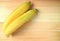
3 2 31 31
4 9 38 37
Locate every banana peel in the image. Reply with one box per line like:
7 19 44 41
3 2 38 37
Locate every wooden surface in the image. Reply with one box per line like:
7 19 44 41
0 0 60 41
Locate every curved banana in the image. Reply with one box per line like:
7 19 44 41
3 2 31 31
4 9 38 37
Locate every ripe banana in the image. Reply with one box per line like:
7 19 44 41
3 2 31 31
4 9 38 37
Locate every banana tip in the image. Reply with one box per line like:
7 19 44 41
33 9 38 13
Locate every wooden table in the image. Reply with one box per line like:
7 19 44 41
0 0 60 41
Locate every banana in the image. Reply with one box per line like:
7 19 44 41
3 2 31 31
4 9 38 37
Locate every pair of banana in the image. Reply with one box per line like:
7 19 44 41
3 2 38 37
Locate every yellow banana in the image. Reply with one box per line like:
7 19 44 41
3 2 31 31
4 9 38 37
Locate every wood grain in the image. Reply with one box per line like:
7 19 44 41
0 0 60 41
